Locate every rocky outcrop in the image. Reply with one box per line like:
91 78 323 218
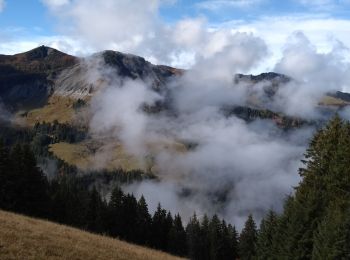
0 46 77 110
0 46 182 109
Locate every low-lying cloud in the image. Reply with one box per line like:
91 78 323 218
39 0 350 228
81 32 350 228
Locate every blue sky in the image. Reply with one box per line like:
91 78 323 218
1 0 350 72
1 0 350 40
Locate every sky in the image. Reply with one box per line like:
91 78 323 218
1 0 350 71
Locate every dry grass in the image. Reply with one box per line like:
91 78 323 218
319 95 350 106
49 141 144 171
49 139 188 173
24 96 77 125
0 210 186 260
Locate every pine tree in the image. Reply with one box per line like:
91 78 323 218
256 210 278 260
151 203 168 250
221 220 237 260
135 195 152 245
121 193 138 241
228 224 239 259
199 214 211 260
278 116 350 258
107 185 124 237
10 144 49 217
85 187 103 233
186 213 202 260
312 210 350 259
209 214 222 260
167 214 187 256
239 214 257 260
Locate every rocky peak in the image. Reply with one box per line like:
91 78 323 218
0 46 77 74
235 72 290 84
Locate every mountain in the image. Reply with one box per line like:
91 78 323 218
1 46 349 117
0 45 348 135
0 46 182 111
0 46 77 109
0 210 185 260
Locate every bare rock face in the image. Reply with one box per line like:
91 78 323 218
52 50 183 99
0 46 182 110
0 46 77 110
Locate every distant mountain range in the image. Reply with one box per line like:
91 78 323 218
0 46 349 125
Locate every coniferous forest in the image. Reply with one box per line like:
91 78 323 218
1 115 350 259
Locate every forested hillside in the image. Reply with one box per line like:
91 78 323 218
1 115 350 259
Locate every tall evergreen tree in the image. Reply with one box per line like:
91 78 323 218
186 213 202 260
227 224 239 259
120 193 138 241
209 214 222 260
107 185 124 237
10 144 49 217
167 214 187 256
199 214 211 260
85 186 104 233
239 214 257 260
256 210 278 260
135 195 152 246
151 203 168 250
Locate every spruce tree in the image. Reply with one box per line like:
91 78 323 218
85 187 103 233
186 213 202 260
209 214 222 260
228 224 239 259
167 214 187 256
121 193 138 241
151 203 168 250
135 195 152 245
200 214 211 260
107 186 124 237
256 210 278 260
239 214 257 260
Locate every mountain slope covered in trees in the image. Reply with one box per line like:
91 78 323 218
1 115 350 259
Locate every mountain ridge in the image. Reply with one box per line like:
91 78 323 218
0 46 349 124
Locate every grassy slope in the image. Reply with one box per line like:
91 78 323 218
49 141 143 171
49 139 187 173
24 96 76 125
319 95 350 106
0 210 186 260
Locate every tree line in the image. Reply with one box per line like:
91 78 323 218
1 115 350 259
0 140 239 259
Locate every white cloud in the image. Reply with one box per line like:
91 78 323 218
222 15 350 74
272 31 350 117
41 0 70 9
0 0 5 12
197 0 264 10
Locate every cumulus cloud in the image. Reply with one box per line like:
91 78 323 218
272 32 350 118
38 0 267 68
